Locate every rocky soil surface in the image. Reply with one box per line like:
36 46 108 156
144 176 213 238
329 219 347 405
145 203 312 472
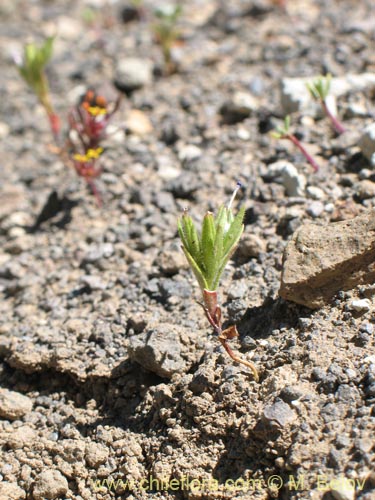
0 0 375 499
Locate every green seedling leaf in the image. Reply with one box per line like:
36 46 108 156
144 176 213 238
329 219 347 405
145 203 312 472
178 186 245 293
306 74 332 101
271 115 291 139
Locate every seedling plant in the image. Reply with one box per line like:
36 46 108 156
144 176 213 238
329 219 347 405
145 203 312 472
16 37 120 205
306 74 346 135
271 115 320 172
153 4 182 75
178 184 259 381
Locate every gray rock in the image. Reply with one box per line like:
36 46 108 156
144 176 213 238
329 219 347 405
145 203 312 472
279 208 375 308
220 91 259 124
306 201 324 218
268 161 306 197
359 123 375 166
83 243 114 264
0 389 32 420
32 469 68 500
127 323 195 378
178 144 202 163
262 400 297 427
80 275 107 291
114 58 153 92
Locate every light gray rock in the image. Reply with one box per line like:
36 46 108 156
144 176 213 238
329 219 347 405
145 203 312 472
0 389 32 420
279 208 375 308
178 144 202 163
262 400 297 427
127 323 199 378
114 58 153 92
32 470 68 500
358 123 375 166
349 299 371 313
268 161 306 197
220 91 259 123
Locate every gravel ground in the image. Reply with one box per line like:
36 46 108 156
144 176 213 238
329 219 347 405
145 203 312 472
0 0 375 499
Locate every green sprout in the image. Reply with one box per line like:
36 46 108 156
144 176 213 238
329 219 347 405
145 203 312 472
271 115 319 172
153 4 182 75
306 74 346 135
178 184 259 381
16 37 60 140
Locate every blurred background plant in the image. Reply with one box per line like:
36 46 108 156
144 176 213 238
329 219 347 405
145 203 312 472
153 3 182 75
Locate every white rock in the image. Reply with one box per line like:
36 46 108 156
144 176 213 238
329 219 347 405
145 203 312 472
331 483 355 500
281 73 375 116
0 122 10 138
359 123 375 165
307 201 324 218
268 161 306 197
306 185 325 199
178 145 202 163
349 298 371 312
114 58 153 91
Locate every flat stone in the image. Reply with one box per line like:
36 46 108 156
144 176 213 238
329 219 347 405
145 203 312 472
127 323 197 378
0 389 33 420
220 91 259 124
279 209 375 308
262 400 297 427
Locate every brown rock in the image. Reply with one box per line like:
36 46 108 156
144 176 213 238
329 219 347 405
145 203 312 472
0 389 32 420
279 209 375 308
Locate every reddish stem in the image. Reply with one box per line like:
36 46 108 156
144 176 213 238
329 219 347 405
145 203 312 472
47 112 61 144
85 178 102 207
287 134 320 172
322 100 346 135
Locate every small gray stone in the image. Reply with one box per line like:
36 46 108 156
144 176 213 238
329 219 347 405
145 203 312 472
32 470 68 500
220 91 259 124
128 324 194 378
80 275 107 291
0 389 32 420
306 201 324 218
114 58 153 92
178 145 202 163
269 161 306 197
262 400 297 427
